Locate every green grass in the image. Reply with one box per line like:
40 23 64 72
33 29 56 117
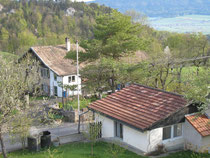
1 142 210 158
4 142 143 158
164 150 210 158
0 51 17 60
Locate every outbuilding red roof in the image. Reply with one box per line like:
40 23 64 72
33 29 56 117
186 114 210 137
89 84 188 131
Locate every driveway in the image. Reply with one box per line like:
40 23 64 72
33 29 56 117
0 122 88 153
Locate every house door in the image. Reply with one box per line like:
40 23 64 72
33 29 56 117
115 121 123 139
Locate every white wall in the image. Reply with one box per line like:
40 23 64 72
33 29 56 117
96 114 186 153
50 70 63 97
95 114 114 138
147 128 162 152
123 125 149 152
63 75 81 96
148 126 184 152
50 70 81 97
184 120 202 149
201 136 210 153
184 120 210 153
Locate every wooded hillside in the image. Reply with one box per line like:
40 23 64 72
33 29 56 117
0 0 112 54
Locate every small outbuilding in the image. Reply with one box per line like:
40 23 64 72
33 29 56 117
89 84 200 154
184 112 210 153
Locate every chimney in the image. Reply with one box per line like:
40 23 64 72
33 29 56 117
65 37 71 51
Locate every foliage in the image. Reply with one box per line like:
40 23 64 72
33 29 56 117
0 0 112 54
67 10 149 93
0 54 41 158
106 142 126 158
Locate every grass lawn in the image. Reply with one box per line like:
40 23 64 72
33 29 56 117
0 51 17 60
4 142 143 158
2 142 210 158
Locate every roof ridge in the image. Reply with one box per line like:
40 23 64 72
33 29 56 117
132 83 185 97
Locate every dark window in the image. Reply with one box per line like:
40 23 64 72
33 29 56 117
72 76 75 82
163 126 171 140
68 76 71 83
115 121 123 139
54 86 58 96
54 73 57 81
69 76 76 83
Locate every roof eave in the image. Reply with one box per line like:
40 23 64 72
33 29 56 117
145 101 192 131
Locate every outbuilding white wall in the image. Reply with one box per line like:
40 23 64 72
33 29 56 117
184 120 210 153
123 125 149 152
95 114 114 138
96 114 186 153
148 126 184 152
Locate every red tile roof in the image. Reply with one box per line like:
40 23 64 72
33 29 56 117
186 114 210 137
89 84 188 131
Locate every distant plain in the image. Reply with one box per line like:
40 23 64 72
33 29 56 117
148 15 210 34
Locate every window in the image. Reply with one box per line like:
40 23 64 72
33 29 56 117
42 84 49 94
174 124 182 137
72 76 75 82
41 68 49 78
162 124 182 140
54 86 58 96
54 73 57 81
163 126 171 140
114 121 123 139
68 76 76 83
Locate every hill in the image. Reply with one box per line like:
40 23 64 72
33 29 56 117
90 0 210 17
0 0 112 54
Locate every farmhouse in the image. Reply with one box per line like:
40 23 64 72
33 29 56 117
88 84 210 153
28 38 84 97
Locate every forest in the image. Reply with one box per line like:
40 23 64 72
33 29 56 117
0 0 112 54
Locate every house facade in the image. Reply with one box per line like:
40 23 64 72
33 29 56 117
29 38 83 97
88 84 209 154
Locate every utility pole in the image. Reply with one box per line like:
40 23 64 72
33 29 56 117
77 40 80 114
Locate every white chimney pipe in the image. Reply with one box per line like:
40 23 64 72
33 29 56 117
65 37 71 51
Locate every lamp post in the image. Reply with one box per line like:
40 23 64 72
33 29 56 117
76 40 80 114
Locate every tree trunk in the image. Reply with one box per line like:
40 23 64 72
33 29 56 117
0 132 7 158
91 143 94 156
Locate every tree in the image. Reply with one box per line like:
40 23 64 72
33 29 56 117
125 9 148 25
67 10 147 93
0 55 41 158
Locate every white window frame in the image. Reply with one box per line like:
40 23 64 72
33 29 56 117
162 123 183 142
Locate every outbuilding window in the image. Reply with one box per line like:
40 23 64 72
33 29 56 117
162 124 182 140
